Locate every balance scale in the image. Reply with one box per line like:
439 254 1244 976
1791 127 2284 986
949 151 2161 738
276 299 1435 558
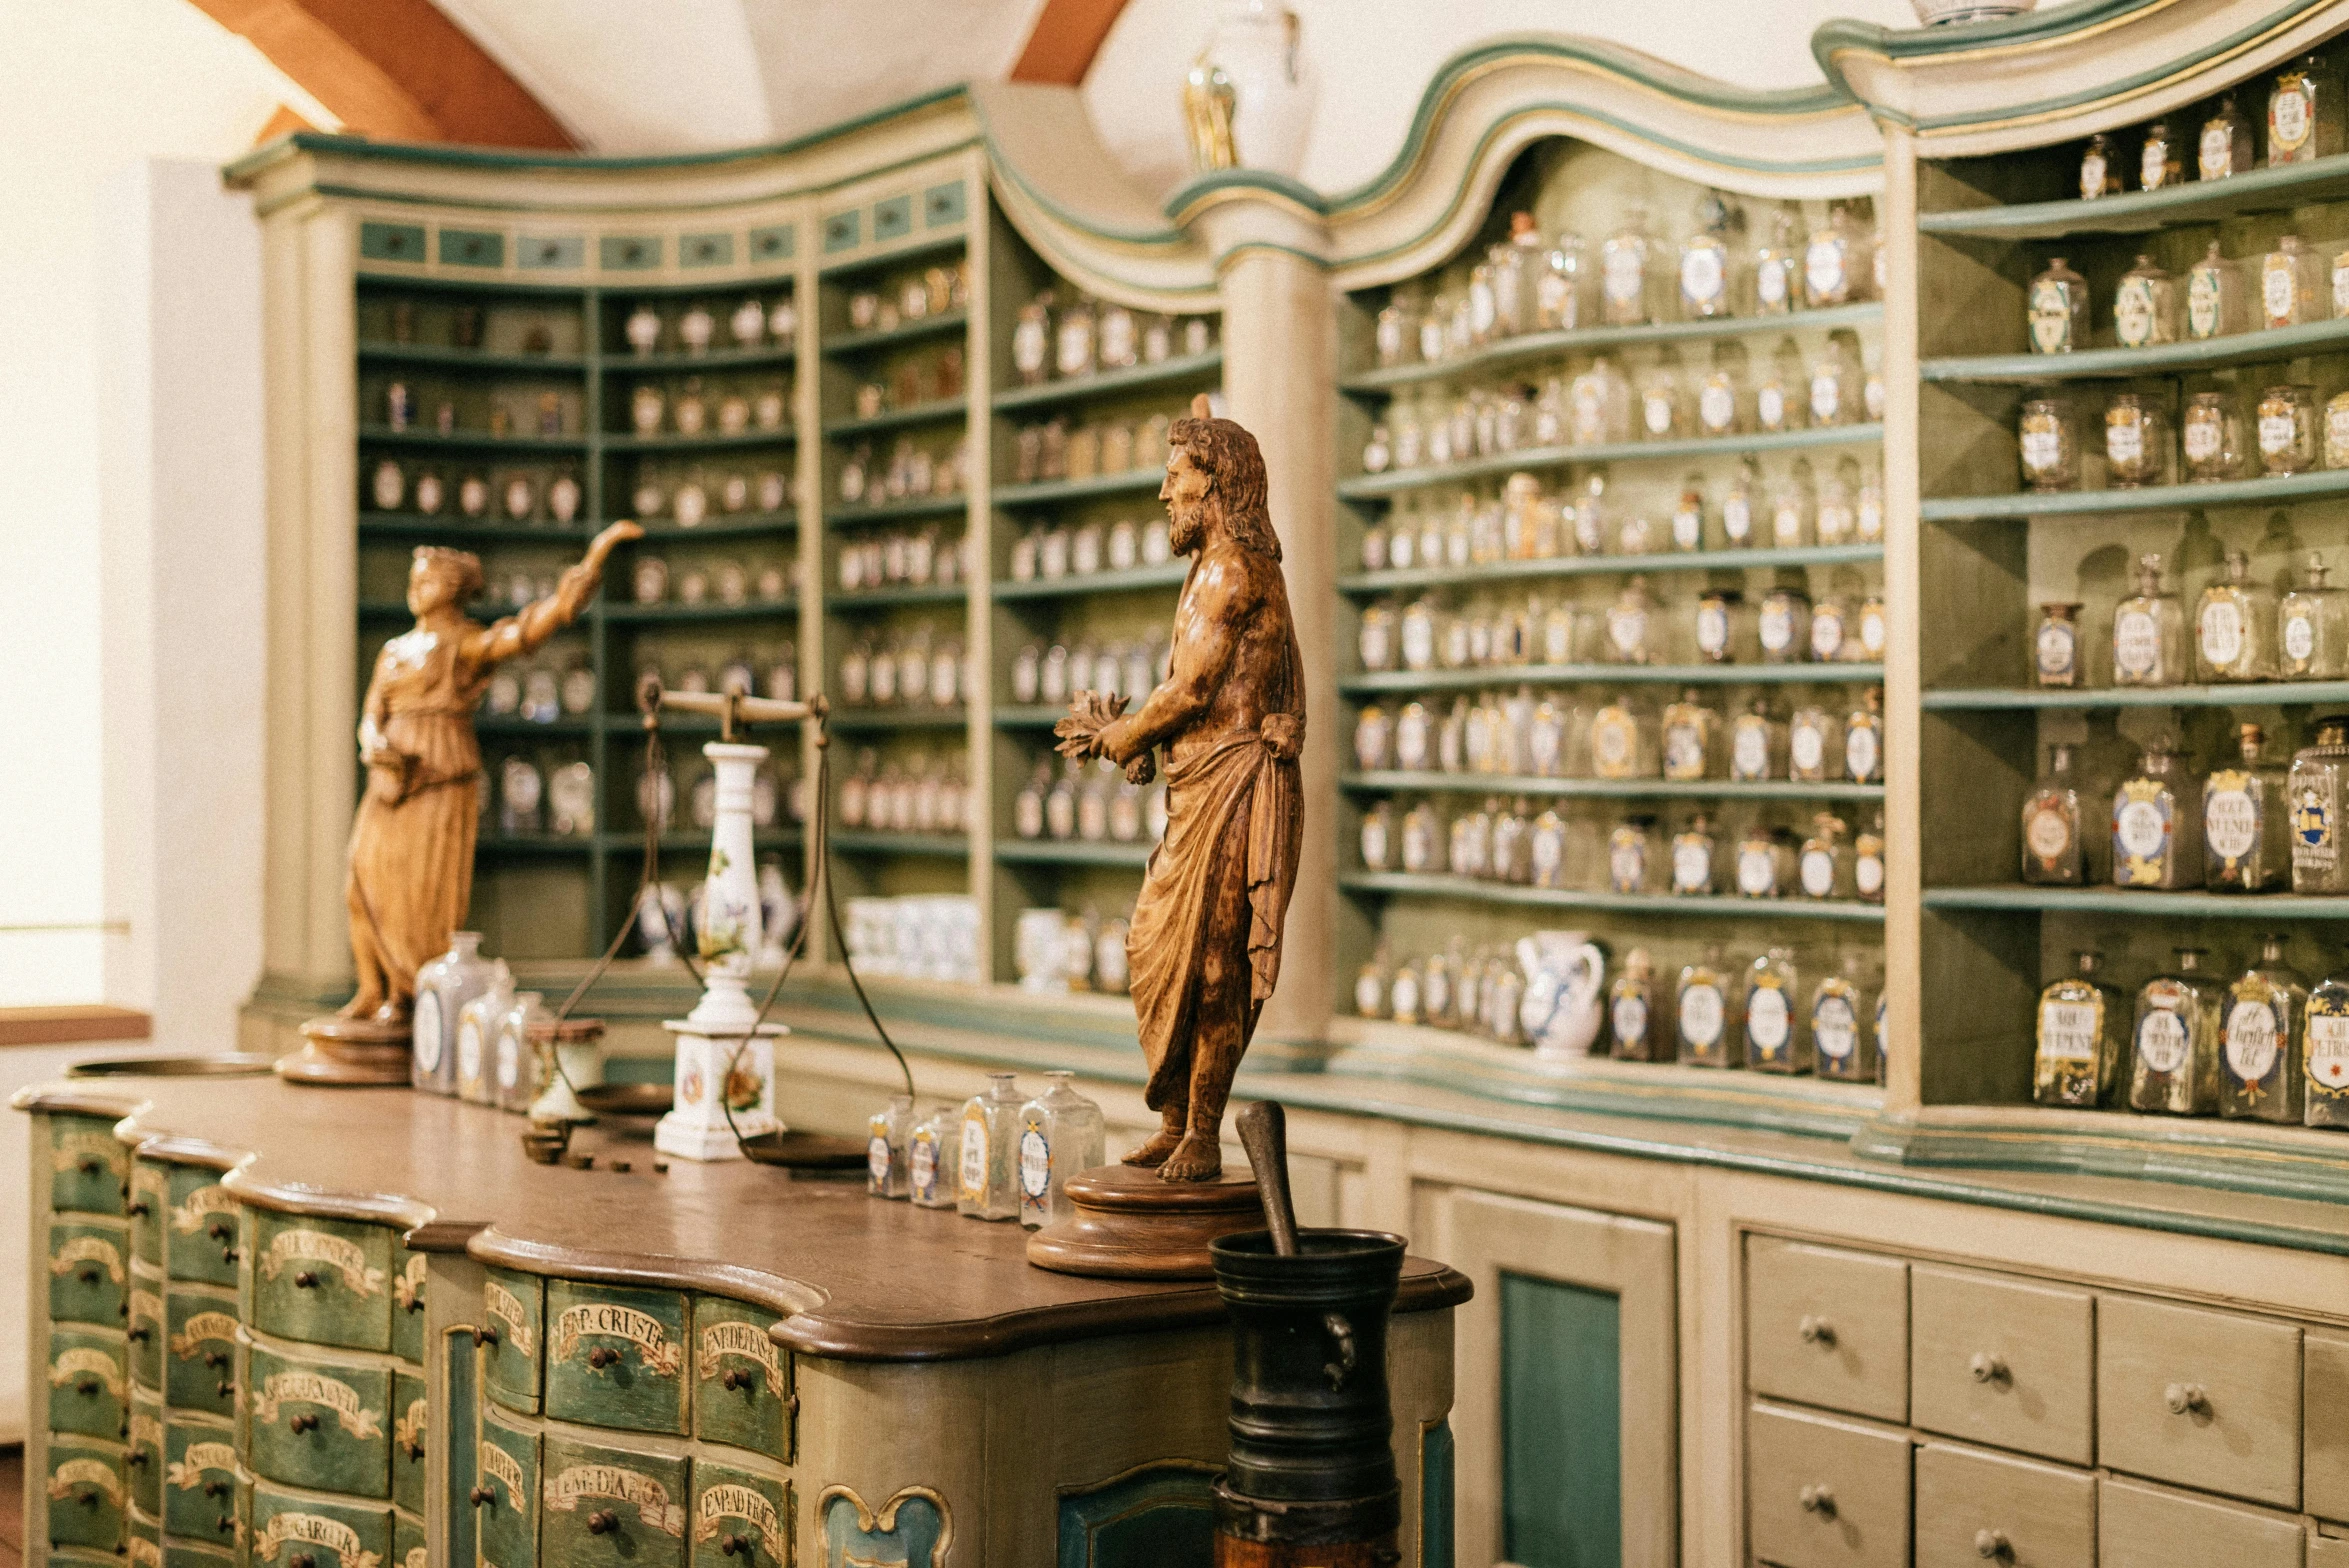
641 685 821 1162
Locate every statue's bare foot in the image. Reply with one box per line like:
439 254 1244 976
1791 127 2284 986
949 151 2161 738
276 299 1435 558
1154 1132 1223 1183
337 992 382 1021
1122 1127 1185 1167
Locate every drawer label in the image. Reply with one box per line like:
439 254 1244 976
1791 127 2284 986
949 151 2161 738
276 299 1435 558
252 1369 384 1437
403 1550 425 1568
133 1167 168 1208
554 1303 682 1376
694 1483 781 1543
260 1228 386 1296
47 1458 121 1503
54 1130 122 1172
128 1410 162 1451
545 1464 688 1536
170 1184 237 1233
485 1278 535 1353
130 1536 164 1568
253 1510 379 1568
395 1254 427 1312
396 1395 427 1453
700 1320 782 1386
167 1441 238 1487
132 1286 163 1323
479 1441 526 1500
52 1236 124 1280
171 1310 240 1357
50 1347 123 1393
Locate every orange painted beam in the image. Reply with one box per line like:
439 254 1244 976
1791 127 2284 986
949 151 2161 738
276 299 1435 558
1009 0 1130 86
185 0 575 149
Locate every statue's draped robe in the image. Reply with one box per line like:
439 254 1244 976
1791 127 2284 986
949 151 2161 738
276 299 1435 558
1124 580 1305 1112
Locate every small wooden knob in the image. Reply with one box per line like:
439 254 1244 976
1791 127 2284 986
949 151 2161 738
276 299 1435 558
220 1248 240 1264
1799 1483 1835 1517
588 1346 619 1369
1970 1352 2007 1383
290 1413 319 1434
204 1350 229 1368
722 1369 752 1391
1798 1315 1835 1346
472 1326 500 1348
294 1270 320 1289
126 1451 148 1467
720 1534 750 1557
587 1509 619 1535
2165 1381 2207 1415
127 1201 151 1217
204 1480 230 1498
128 1326 151 1343
207 1221 233 1241
78 1156 104 1174
77 1266 100 1284
293 1552 317 1567
1976 1528 2010 1559
75 1377 100 1395
470 1486 495 1508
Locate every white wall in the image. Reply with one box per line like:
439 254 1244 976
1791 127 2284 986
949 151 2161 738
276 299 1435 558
1085 0 1918 199
0 0 329 1010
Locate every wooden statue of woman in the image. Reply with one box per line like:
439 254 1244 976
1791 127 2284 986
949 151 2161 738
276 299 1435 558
340 522 640 1025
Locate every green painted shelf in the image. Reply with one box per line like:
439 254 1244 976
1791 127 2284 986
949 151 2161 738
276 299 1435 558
827 495 968 527
990 349 1225 413
829 707 967 731
356 271 583 300
602 427 796 454
476 716 593 737
996 840 1153 867
1338 423 1884 500
1924 884 2349 918
1341 771 1884 801
1339 301 1886 395
821 397 970 439
1338 543 1882 594
1923 316 2349 384
1924 681 2349 710
828 583 965 609
1340 871 1885 922
632 512 797 538
596 830 803 854
822 309 968 358
605 345 795 373
828 831 968 857
359 513 590 543
1338 662 1883 695
994 706 1067 728
818 231 968 279
602 599 796 624
359 601 409 619
991 469 1167 508
359 426 587 453
1918 150 2349 240
993 562 1189 600
1922 468 2349 521
476 836 596 856
358 344 586 373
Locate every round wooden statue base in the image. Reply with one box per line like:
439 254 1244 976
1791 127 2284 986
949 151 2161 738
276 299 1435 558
1027 1164 1264 1279
277 1015 412 1087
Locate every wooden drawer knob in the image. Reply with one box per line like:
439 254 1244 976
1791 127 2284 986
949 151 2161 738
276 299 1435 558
292 1553 317 1568
126 1451 148 1468
469 1486 495 1508
2164 1381 2208 1415
207 1221 233 1241
204 1351 229 1369
294 1271 320 1289
472 1326 500 1348
203 1480 230 1498
722 1369 754 1392
587 1347 619 1369
1970 1352 2008 1383
74 1377 101 1396
1798 1315 1835 1346
1976 1528 2011 1558
1799 1483 1836 1517
128 1326 151 1344
289 1413 320 1434
720 1533 750 1557
587 1509 619 1535
127 1201 151 1217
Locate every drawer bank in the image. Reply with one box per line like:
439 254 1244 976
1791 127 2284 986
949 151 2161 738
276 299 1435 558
13 1074 1467 1568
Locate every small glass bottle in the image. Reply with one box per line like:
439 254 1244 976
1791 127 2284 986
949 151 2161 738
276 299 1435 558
1607 815 1663 894
2207 723 2292 892
1789 702 1842 783
2257 382 2319 474
2078 132 2123 200
1803 202 1862 307
2105 391 2169 487
1604 576 1659 665
2305 947 2349 1127
2200 96 2258 180
1694 589 1755 666
1814 951 1879 1083
1678 190 1744 319
1678 945 1739 1068
1722 456 1760 546
1798 813 1852 900
2186 242 2248 339
1729 699 1787 783
1807 333 1863 428
1610 949 1671 1062
2140 121 2185 190
2269 54 2345 164
1756 336 1805 433
2022 742 2086 885
492 991 547 1114
1752 203 1803 316
2131 949 2223 1115
1758 586 1812 665
1016 1071 1105 1230
1697 343 1748 437
2182 388 2245 479
1855 810 1886 904
2283 554 2349 677
2291 716 2349 892
1816 456 1860 546
1845 688 1884 783
2260 236 2324 328
2019 397 2080 491
1770 460 1816 549
1661 689 1722 782
2113 742 2204 889
2197 547 2278 681
454 960 515 1106
956 1072 1025 1221
1588 693 1658 780
2223 937 2307 1123
2036 951 2124 1108
1743 948 1806 1072
1736 822 1797 899
2035 602 2085 687
413 930 493 1097
2327 391 2349 467
1638 350 1690 440
867 1093 915 1198
2027 256 2091 354
2112 254 2180 348
909 1103 958 1208
1537 230 1591 331
1600 206 1661 326
2113 553 2188 687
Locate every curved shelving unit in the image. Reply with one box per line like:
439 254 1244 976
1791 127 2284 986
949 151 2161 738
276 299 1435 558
1340 424 1884 500
1340 870 1885 922
1341 771 1884 801
1339 662 1884 695
1339 543 1882 594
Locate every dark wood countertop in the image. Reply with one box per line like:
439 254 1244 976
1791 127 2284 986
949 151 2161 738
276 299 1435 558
12 1075 1470 1363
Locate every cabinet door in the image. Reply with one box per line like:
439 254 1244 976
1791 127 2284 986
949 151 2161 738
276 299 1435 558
2098 1293 2302 1509
2309 1332 2349 1524
1746 1401 1910 1568
1909 1263 2093 1465
2098 1475 2305 1568
1443 1189 1677 1568
1746 1236 1908 1423
1913 1439 2093 1568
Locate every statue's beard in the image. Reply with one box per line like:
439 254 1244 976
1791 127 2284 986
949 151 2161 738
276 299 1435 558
1169 501 1210 555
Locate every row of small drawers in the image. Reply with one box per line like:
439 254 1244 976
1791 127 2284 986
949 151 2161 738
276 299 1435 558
1751 1400 2349 1568
1747 1236 2349 1516
476 1267 794 1461
473 1403 792 1568
47 1434 425 1568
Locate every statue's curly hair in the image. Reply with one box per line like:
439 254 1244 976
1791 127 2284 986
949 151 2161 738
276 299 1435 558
1169 414 1280 560
411 545 484 598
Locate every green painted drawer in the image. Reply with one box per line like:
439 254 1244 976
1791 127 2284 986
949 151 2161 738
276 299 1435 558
693 1296 791 1461
540 1432 690 1568
393 1369 429 1516
128 1388 164 1518
129 1280 165 1390
46 1434 127 1551
396 1509 427 1568
127 1502 160 1566
244 1341 392 1498
165 1167 241 1286
161 1415 240 1543
545 1280 687 1435
50 1114 129 1215
50 1219 129 1324
250 1211 394 1352
129 1161 168 1265
163 1288 240 1417
392 1245 428 1364
691 1463 788 1568
483 1267 544 1414
163 1542 236 1568
476 1404 540 1568
249 1483 393 1568
48 1326 129 1439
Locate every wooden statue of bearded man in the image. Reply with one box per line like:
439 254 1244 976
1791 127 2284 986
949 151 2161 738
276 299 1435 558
1055 400 1303 1181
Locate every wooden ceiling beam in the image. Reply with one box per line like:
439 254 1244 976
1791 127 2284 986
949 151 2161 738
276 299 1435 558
1009 0 1131 86
184 0 576 149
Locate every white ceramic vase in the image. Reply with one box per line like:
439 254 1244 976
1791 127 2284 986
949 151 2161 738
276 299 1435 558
1186 0 1318 178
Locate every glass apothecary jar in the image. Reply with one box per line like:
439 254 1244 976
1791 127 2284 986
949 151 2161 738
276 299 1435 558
2078 133 2123 199
2259 237 2323 329
2327 392 2349 469
1016 1071 1105 1230
2282 554 2349 677
2200 97 2258 180
2036 951 2122 1108
1694 589 1757 665
2129 950 2222 1115
2204 722 2290 893
867 1094 915 1198
2289 716 2349 893
2112 552 2187 687
2034 602 2084 688
2022 743 2086 885
2019 397 2081 492
1743 948 1805 1072
1609 949 1671 1062
956 1073 1025 1221
2112 743 2203 889
2104 391 2169 487
2113 254 2180 348
1730 700 1787 783
1671 813 1721 896
2141 121 2185 190
2182 388 2245 480
2257 382 2319 474
2195 548 2277 682
1814 952 1878 1083
2307 953 2349 1128
1735 823 1797 899
2186 243 2248 340
2222 938 2306 1123
2027 256 2091 354
2269 54 2345 164
1677 946 1738 1068
1757 586 1812 664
